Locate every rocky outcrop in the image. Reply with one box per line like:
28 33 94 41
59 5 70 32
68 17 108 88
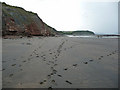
2 2 58 36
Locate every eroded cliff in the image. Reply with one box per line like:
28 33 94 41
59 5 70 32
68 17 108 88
2 2 58 36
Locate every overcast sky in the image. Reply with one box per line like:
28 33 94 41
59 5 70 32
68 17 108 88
0 0 119 34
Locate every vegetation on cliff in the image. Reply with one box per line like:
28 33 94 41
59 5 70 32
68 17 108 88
2 2 58 36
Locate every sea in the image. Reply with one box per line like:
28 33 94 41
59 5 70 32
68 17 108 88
66 35 120 38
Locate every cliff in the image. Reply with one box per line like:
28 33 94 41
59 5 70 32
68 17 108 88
2 2 58 36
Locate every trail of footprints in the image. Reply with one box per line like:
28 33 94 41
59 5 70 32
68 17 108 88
38 39 74 88
3 38 118 88
82 50 118 64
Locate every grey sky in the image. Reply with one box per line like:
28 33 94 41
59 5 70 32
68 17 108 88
0 0 119 34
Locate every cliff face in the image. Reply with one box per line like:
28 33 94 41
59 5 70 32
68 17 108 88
2 2 58 36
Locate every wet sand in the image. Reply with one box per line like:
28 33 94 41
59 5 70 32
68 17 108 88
2 36 118 88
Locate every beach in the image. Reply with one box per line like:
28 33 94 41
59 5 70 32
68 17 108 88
2 36 118 88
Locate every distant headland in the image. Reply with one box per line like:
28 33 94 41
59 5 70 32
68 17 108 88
59 30 95 36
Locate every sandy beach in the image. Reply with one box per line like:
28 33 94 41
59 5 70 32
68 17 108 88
2 36 118 88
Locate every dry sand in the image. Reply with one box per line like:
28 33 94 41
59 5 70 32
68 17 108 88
2 36 118 88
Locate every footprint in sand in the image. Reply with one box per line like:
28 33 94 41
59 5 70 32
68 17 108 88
43 57 46 60
36 55 39 57
51 80 55 83
9 74 13 77
2 69 5 71
39 82 44 85
100 56 103 58
2 61 6 63
54 64 58 66
51 80 57 85
48 86 52 90
43 80 47 82
84 62 88 64
49 52 52 54
46 63 50 65
11 64 16 66
40 79 47 85
54 55 57 59
52 69 57 74
64 68 68 71
19 65 22 67
51 67 54 69
50 73 54 76
28 58 31 61
57 74 62 77
98 58 101 60
112 52 115 54
20 69 23 71
64 48 66 51
65 80 72 84
109 54 112 55
73 64 77 67
43 59 46 61
23 60 26 63
55 60 57 62
13 59 16 61
47 75 51 79
89 60 94 62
